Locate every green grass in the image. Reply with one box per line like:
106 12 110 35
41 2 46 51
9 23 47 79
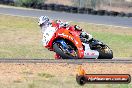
0 14 55 58
0 14 132 58
38 73 54 78
86 31 132 57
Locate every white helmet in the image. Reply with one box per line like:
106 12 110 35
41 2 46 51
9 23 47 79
38 16 49 26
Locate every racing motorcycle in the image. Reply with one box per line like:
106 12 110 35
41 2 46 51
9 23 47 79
42 26 113 59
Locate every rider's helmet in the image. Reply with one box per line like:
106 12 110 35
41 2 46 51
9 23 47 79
38 16 49 26
80 32 93 41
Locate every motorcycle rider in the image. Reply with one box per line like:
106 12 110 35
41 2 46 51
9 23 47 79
38 16 93 59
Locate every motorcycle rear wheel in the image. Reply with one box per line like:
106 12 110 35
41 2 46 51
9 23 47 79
97 45 113 59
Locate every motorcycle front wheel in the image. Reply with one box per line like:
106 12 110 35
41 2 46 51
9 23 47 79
53 43 78 59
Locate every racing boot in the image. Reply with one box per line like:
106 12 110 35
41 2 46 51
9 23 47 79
54 53 62 59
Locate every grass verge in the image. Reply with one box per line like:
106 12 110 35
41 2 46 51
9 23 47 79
0 14 132 58
0 63 131 88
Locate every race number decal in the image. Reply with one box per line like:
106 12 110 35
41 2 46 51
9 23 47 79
42 27 56 46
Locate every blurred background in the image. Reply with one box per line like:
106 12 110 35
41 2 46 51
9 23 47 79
45 0 132 13
0 0 132 17
2 0 131 13
4 0 132 12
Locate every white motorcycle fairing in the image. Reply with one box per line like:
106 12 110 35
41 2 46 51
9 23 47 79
83 43 99 59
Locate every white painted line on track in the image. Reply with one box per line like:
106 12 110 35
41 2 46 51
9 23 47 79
86 22 131 29
0 13 38 18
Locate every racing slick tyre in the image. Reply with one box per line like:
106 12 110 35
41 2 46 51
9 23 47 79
53 43 78 59
97 45 113 59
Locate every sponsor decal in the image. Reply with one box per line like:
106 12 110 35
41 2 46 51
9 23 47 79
86 52 95 56
84 74 130 83
76 66 131 85
58 33 78 44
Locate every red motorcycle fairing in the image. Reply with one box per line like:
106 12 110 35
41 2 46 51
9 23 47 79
45 27 84 59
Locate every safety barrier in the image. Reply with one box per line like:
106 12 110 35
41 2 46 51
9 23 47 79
0 0 14 6
0 1 132 17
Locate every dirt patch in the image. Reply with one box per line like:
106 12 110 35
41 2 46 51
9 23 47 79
0 63 131 83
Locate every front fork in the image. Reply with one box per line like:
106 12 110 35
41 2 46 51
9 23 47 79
54 39 74 54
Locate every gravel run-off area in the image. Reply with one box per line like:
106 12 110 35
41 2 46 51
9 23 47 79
0 63 131 84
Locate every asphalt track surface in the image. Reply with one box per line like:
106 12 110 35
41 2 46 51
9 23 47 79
0 6 132 28
0 58 132 64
